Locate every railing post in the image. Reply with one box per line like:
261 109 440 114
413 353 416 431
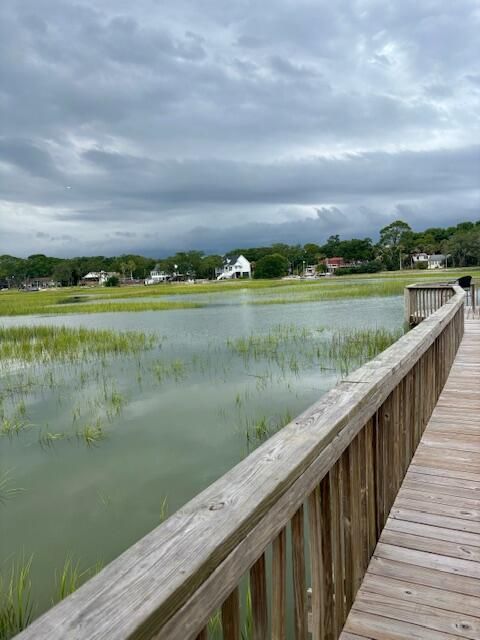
404 287 412 326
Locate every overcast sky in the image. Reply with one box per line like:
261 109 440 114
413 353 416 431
1 0 479 257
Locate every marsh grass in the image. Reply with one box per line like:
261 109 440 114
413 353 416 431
0 289 203 317
159 497 169 523
38 431 67 448
54 558 103 603
77 421 105 447
0 416 30 438
0 326 156 365
228 324 402 376
244 409 293 445
152 359 187 383
0 555 33 640
1 268 477 317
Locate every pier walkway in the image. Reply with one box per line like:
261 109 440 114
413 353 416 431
340 318 480 640
16 284 479 640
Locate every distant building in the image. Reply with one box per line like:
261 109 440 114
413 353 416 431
304 265 317 278
23 276 57 289
216 255 252 280
145 265 170 285
428 254 446 270
80 271 119 286
412 253 429 265
322 257 345 274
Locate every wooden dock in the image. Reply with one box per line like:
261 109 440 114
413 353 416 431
341 318 480 640
15 284 478 640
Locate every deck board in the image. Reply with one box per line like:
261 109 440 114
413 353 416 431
340 318 480 640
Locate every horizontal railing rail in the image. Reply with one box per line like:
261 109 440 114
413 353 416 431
16 286 466 640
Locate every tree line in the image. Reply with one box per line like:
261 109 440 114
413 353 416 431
1 219 479 285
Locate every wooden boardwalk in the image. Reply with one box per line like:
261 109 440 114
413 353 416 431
340 318 480 640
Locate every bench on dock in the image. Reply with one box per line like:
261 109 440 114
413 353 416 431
16 284 479 640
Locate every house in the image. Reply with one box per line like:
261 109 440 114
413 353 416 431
322 257 345 274
145 265 170 285
412 253 429 265
216 255 252 280
428 254 446 270
304 265 318 278
80 271 119 286
23 276 57 289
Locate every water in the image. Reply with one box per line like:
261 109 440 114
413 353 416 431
0 293 403 618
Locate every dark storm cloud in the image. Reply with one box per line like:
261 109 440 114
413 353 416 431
0 0 479 257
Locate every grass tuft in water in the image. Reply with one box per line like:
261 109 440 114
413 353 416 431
54 557 102 603
77 421 105 447
0 555 34 640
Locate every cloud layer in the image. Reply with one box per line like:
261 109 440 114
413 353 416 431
1 0 479 256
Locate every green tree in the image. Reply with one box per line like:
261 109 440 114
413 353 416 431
445 228 480 266
378 220 412 270
254 254 289 279
303 243 322 264
197 255 223 279
52 263 74 286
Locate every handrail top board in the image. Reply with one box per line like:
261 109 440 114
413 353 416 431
16 286 465 640
406 282 456 288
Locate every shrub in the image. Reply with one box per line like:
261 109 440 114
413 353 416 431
335 261 383 276
254 254 289 279
105 276 120 287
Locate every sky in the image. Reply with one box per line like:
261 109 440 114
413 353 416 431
0 0 479 258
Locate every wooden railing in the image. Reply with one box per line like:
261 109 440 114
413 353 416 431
16 286 466 640
405 281 476 325
404 283 456 325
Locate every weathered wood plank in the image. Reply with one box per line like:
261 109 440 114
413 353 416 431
221 589 240 640
291 506 307 640
250 554 268 640
308 485 324 640
271 528 286 640
340 314 480 640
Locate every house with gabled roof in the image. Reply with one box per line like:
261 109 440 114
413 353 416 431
215 255 252 280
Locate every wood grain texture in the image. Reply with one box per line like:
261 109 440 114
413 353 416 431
340 315 480 640
291 506 307 640
221 588 240 640
250 554 268 640
271 528 286 640
308 485 324 640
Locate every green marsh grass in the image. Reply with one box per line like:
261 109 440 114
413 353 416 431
159 497 169 523
0 555 33 640
1 268 477 317
54 558 102 603
0 326 156 365
77 421 105 447
152 359 187 383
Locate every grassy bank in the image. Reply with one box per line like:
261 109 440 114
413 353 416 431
0 268 477 317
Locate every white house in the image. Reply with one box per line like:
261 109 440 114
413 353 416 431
216 255 252 280
412 253 429 265
81 271 119 285
428 254 446 269
145 265 170 285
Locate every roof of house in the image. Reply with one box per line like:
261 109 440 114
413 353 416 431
429 254 446 261
224 254 249 265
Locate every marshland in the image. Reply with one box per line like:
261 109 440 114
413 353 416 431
0 269 477 638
